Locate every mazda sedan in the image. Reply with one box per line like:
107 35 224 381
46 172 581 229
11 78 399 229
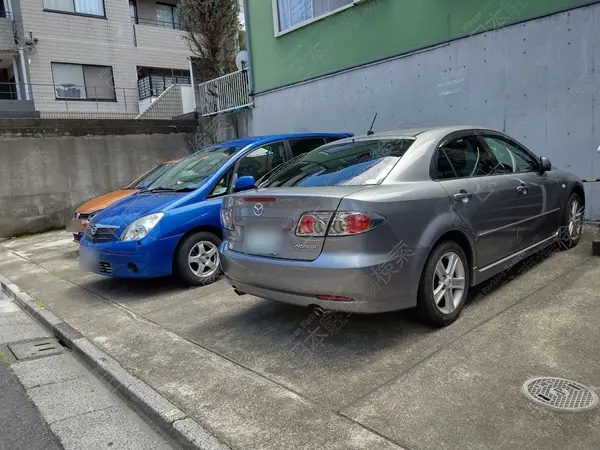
219 126 585 326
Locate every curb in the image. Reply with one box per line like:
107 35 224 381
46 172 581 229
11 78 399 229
0 273 230 450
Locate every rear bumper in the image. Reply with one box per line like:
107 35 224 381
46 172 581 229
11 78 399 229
220 243 430 314
79 234 182 279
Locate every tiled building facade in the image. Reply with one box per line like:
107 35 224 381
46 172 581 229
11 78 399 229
0 0 194 117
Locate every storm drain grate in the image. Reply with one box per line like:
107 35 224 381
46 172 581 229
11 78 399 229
522 377 598 412
8 338 64 361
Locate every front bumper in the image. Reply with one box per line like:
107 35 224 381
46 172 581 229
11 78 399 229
79 234 182 279
220 243 430 314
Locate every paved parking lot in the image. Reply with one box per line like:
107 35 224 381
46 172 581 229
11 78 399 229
1 229 600 450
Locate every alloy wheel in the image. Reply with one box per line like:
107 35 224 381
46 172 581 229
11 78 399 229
568 199 584 240
188 241 219 278
432 251 466 315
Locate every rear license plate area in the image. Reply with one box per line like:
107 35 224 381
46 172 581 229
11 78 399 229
243 226 282 256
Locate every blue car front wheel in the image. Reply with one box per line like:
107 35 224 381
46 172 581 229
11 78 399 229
174 231 222 286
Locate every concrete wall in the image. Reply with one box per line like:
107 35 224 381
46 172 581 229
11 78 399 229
0 125 196 237
250 3 600 219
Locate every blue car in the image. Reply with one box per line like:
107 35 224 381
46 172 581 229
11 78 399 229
79 133 352 285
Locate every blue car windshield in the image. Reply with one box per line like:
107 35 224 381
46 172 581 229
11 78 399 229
144 145 246 191
124 163 172 189
260 139 415 188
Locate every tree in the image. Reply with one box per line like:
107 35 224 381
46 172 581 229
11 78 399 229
179 0 241 82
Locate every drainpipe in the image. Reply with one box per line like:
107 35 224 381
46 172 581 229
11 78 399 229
242 0 254 95
12 57 21 100
18 47 30 100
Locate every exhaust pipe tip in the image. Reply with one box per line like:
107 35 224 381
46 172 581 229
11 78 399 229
312 305 326 317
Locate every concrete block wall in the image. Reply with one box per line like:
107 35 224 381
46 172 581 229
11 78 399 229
18 0 192 116
0 122 196 237
250 3 600 219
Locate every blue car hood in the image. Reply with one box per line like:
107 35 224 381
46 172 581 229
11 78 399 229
93 192 184 227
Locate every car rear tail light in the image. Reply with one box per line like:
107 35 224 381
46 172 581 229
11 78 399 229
296 212 332 237
295 211 384 237
221 208 234 230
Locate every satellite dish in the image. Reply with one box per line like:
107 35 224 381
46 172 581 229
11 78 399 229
235 50 249 71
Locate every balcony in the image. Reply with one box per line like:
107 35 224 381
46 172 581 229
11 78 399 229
197 70 253 117
137 75 191 100
130 0 189 53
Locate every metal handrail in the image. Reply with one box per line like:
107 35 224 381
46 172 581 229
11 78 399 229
197 70 253 117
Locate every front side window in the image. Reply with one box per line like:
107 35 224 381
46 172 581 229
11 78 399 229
51 63 115 100
156 3 180 29
276 0 353 32
483 136 539 173
236 142 286 181
435 136 503 179
44 0 104 16
261 138 415 188
145 145 246 191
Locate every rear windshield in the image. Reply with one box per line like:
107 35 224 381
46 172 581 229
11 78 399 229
125 163 171 189
260 138 415 188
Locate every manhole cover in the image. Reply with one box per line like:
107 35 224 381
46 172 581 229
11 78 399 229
522 377 598 412
8 338 64 361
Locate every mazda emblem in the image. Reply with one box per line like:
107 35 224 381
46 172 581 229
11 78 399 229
253 203 264 216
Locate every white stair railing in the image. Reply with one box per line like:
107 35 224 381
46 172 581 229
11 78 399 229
197 70 253 117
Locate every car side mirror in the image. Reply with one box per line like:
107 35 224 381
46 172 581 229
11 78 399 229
234 175 255 192
540 156 552 173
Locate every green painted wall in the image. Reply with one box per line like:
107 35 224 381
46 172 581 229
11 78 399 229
247 0 595 93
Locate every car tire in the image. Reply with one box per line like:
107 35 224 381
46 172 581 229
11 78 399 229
417 241 470 327
173 232 222 286
559 192 584 250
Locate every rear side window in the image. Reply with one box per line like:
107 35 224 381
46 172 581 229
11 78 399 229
288 138 327 157
261 138 415 188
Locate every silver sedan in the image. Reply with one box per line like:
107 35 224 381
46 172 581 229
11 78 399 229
219 126 585 326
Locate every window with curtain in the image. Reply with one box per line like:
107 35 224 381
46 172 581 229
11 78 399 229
51 63 115 101
276 0 353 32
43 0 104 16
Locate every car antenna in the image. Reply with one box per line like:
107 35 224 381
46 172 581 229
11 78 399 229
367 113 378 136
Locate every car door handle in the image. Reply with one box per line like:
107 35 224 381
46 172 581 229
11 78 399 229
453 191 473 201
517 184 528 194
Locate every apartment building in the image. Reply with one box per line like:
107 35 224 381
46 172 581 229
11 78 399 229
0 0 194 118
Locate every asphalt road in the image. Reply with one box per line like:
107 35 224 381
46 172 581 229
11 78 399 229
0 358 63 450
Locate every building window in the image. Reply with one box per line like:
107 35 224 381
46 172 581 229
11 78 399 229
129 0 138 23
275 0 352 32
51 63 116 101
156 3 180 29
43 0 105 16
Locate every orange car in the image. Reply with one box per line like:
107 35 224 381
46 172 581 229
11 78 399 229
66 158 183 242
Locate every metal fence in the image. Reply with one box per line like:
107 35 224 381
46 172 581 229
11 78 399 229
0 82 186 119
138 75 191 100
197 70 253 117
133 17 183 30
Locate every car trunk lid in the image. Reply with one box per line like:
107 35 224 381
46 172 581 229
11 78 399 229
227 186 366 261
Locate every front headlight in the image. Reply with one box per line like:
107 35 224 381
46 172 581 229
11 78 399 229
120 213 164 242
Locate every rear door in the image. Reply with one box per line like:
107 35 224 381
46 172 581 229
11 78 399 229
434 131 525 269
480 133 563 249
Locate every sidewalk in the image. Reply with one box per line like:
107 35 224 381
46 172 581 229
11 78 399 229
1 230 600 450
0 289 175 450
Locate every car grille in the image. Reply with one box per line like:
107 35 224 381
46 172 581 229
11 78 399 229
84 225 119 243
98 261 112 274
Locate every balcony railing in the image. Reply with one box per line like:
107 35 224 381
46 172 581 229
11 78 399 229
132 16 182 30
0 82 183 119
137 75 191 100
197 70 253 117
